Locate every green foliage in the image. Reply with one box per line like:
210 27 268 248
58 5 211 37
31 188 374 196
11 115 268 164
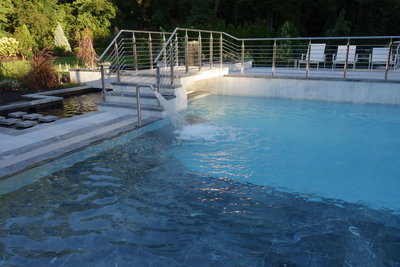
0 0 400 59
71 0 117 40
0 37 19 58
0 78 22 89
13 24 35 60
325 9 351 36
54 24 71 54
12 0 62 48
0 0 14 35
0 60 31 80
277 21 299 63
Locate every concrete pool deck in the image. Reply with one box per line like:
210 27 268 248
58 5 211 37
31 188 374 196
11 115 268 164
0 111 158 178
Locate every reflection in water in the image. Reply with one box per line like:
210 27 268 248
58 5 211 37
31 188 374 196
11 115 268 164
42 92 102 118
0 126 399 266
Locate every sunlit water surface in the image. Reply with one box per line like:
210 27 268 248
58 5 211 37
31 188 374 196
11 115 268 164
0 95 399 266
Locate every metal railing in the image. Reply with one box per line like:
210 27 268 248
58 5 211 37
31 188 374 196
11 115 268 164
98 28 400 98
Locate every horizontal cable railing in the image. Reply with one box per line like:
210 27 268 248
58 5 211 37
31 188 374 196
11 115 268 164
98 28 400 100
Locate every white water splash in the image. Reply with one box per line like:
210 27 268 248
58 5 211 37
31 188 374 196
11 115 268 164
175 123 238 142
153 91 186 130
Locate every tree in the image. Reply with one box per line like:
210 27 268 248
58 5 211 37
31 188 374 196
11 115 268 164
13 24 35 60
54 23 71 54
325 9 351 36
0 0 14 36
77 29 97 68
12 0 62 48
72 0 117 40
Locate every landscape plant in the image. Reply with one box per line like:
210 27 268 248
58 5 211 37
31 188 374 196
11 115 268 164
0 37 19 58
23 48 59 91
13 24 35 60
54 23 71 55
76 29 97 68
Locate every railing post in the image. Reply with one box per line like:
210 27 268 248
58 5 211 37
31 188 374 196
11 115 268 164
175 34 179 67
241 40 245 74
198 32 202 71
185 31 189 73
209 33 213 69
385 39 393 80
148 33 153 70
100 63 106 102
132 33 138 71
170 43 174 85
156 66 161 93
306 40 311 78
344 39 350 79
272 39 277 76
220 33 223 68
162 33 167 67
114 40 121 82
136 86 142 127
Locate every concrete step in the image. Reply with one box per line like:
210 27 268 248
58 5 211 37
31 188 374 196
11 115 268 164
105 91 175 106
111 82 181 95
187 91 211 101
97 101 166 118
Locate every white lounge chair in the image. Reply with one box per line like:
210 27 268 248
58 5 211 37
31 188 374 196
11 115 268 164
332 45 358 69
298 43 326 69
368 47 397 69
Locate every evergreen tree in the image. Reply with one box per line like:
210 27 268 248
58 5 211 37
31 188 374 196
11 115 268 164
54 23 71 53
0 0 14 36
13 24 35 60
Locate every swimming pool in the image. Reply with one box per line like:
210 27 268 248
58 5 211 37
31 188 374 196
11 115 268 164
0 95 399 265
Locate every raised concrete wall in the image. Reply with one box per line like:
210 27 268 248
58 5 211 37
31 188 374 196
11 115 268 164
70 69 117 88
188 75 400 105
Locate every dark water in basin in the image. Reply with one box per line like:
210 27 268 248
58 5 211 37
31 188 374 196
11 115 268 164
42 92 102 118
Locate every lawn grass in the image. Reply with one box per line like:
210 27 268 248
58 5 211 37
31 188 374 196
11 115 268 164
0 56 85 80
55 56 79 65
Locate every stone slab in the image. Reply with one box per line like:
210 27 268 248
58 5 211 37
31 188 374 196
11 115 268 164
15 120 38 128
39 115 59 123
22 113 43 120
8 111 27 118
1 118 21 126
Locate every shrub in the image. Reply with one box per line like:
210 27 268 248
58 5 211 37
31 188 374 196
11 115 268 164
0 60 31 80
76 29 97 68
13 24 35 60
0 37 19 58
23 49 59 91
54 24 71 55
0 78 22 90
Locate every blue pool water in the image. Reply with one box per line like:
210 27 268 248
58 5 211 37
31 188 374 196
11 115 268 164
0 95 399 266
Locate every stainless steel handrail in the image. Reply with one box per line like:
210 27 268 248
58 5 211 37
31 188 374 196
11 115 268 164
98 27 400 101
98 29 173 62
135 84 155 127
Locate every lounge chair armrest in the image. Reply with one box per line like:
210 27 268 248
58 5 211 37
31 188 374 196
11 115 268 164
301 54 306 60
